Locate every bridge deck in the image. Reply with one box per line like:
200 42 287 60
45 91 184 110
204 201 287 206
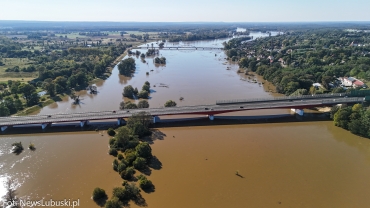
0 97 364 127
134 47 223 50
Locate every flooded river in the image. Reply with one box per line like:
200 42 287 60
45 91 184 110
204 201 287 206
35 32 281 115
1 32 370 207
1 122 370 207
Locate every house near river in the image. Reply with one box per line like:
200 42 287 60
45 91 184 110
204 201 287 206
339 77 367 88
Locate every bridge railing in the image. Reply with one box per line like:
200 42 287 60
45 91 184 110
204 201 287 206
216 93 350 105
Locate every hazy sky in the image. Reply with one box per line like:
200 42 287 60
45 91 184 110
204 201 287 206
0 0 369 22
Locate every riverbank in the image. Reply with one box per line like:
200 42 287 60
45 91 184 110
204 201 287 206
14 94 69 116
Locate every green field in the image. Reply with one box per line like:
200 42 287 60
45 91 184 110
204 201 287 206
0 58 37 81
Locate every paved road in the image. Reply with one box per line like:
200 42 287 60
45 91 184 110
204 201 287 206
0 97 364 127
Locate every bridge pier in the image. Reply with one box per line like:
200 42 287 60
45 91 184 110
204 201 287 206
1 126 8 132
80 121 89 127
41 123 49 130
153 116 160 124
291 109 304 116
208 115 214 121
117 118 126 126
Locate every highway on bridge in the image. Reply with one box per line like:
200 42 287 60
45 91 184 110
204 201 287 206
133 46 223 50
0 96 364 129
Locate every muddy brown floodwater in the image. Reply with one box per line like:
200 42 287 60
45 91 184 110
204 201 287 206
2 32 370 207
1 122 370 207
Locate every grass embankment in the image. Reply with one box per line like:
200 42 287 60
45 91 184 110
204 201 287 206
0 58 37 81
14 94 68 116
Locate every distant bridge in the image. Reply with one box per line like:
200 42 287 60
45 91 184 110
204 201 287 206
133 46 224 50
0 93 365 131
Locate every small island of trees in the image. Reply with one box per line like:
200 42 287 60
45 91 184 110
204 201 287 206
95 112 156 207
154 57 166 64
118 58 136 76
164 100 177 107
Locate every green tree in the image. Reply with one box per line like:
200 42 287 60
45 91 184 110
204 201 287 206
14 99 23 111
135 142 152 159
118 58 136 76
119 101 125 110
4 97 17 114
92 187 107 201
44 81 56 97
142 84 150 92
133 157 147 170
124 101 138 109
18 83 39 106
138 90 149 99
126 112 152 137
104 197 122 208
137 174 153 190
120 167 135 180
137 100 149 108
164 100 177 107
334 107 352 129
123 85 135 98
0 104 10 117
107 128 116 136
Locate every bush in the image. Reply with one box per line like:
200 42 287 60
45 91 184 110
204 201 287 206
133 157 147 170
11 142 24 153
29 142 36 151
117 153 124 160
107 128 116 136
164 100 177 107
109 148 118 156
92 187 107 201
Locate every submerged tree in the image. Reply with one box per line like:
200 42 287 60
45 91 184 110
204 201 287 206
118 58 136 76
164 100 177 107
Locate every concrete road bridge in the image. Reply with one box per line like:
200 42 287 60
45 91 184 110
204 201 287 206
133 46 223 50
0 93 365 131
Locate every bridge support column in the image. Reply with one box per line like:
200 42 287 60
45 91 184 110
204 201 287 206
117 118 126 126
291 109 304 116
1 126 8 132
208 115 214 121
80 121 87 127
153 116 160 124
41 123 48 130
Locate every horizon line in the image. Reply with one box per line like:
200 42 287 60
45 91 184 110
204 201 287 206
1 20 370 23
